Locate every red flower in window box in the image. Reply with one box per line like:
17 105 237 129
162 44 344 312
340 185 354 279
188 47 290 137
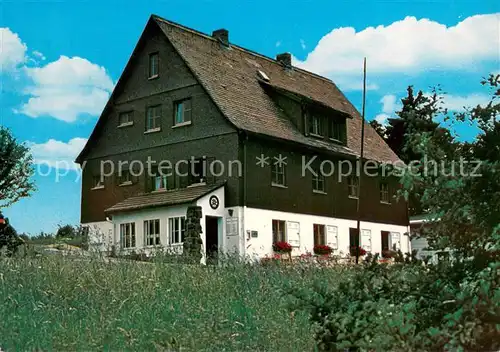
349 246 367 256
272 241 292 253
313 245 333 256
382 249 394 259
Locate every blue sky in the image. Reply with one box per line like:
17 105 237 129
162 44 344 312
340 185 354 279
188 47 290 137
1 0 499 234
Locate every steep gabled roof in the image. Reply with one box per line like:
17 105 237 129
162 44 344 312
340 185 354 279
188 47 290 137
152 15 399 163
77 15 400 164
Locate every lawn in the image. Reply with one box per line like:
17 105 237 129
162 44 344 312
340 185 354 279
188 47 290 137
0 256 344 351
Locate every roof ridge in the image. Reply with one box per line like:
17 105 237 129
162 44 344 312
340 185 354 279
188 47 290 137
151 14 333 84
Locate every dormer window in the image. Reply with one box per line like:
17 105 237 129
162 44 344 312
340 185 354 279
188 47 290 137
148 52 159 79
329 118 347 144
309 114 322 136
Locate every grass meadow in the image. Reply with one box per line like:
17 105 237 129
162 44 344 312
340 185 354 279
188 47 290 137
0 256 344 351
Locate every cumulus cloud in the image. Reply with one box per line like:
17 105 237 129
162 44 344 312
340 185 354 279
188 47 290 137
0 27 27 71
374 94 401 125
295 14 500 77
18 56 114 122
28 137 88 170
443 93 492 111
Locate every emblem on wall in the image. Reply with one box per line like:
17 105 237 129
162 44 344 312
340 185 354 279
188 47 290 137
209 195 219 209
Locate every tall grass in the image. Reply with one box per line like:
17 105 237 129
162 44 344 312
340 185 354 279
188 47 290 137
0 256 346 351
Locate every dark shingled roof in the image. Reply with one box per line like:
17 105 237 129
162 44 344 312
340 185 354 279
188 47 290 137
105 182 225 214
152 15 400 164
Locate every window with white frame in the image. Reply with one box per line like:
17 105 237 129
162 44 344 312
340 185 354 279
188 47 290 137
361 229 372 252
348 176 359 198
118 111 133 126
309 114 322 136
144 219 160 246
390 232 401 250
380 182 390 203
149 52 159 78
271 162 286 186
174 99 192 126
120 223 136 248
312 166 325 192
272 219 286 243
146 105 161 131
313 224 326 246
169 217 186 245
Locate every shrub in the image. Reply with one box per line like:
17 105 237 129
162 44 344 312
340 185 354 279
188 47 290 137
273 241 292 253
349 246 366 256
313 245 333 256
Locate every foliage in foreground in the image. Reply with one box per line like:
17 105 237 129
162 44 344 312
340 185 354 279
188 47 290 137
0 256 327 351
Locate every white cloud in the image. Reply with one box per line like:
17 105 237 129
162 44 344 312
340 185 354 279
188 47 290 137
443 93 491 111
32 50 45 61
300 39 306 50
18 55 114 122
374 94 401 125
275 41 281 47
381 94 397 114
375 113 391 125
295 14 500 77
0 28 27 71
28 137 88 170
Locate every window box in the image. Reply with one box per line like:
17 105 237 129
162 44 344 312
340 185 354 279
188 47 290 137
313 245 333 256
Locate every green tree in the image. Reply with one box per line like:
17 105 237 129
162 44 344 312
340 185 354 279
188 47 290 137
0 127 35 207
56 224 76 239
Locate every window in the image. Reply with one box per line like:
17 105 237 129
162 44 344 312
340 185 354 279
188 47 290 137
349 228 360 248
272 162 286 186
348 176 359 198
313 224 326 247
174 99 192 126
169 217 186 245
120 223 136 248
92 175 104 189
118 169 132 185
146 105 161 131
312 166 325 192
329 118 346 143
144 219 160 246
148 52 159 78
189 157 206 185
118 111 133 126
380 182 390 203
309 114 322 136
381 231 390 251
151 169 168 191
272 220 286 243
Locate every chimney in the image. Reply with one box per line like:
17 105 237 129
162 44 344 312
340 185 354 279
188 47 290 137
212 29 229 46
276 53 292 67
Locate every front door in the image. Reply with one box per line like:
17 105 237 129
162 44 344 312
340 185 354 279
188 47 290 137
205 216 219 264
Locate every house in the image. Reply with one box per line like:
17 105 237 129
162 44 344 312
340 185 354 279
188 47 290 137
75 15 411 261
410 214 448 263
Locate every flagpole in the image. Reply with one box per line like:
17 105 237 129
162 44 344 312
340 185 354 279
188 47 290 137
355 58 367 264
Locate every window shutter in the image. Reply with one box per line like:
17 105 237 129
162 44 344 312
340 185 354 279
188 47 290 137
390 232 401 250
361 229 372 251
287 221 300 247
326 225 338 249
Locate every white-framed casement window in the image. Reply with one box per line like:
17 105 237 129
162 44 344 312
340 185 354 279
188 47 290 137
380 182 390 203
312 166 325 193
313 224 326 246
169 217 186 245
118 111 133 127
326 225 338 249
309 114 322 136
146 105 161 131
152 172 168 191
92 175 104 189
271 163 286 186
361 229 372 252
148 52 159 79
174 99 192 126
120 223 136 248
118 169 132 186
144 219 160 246
348 176 359 198
272 219 286 243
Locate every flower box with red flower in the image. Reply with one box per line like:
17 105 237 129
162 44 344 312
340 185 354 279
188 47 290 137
381 249 394 259
349 246 367 256
313 245 333 256
272 241 292 254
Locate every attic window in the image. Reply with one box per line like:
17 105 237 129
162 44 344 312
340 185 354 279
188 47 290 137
257 70 270 81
